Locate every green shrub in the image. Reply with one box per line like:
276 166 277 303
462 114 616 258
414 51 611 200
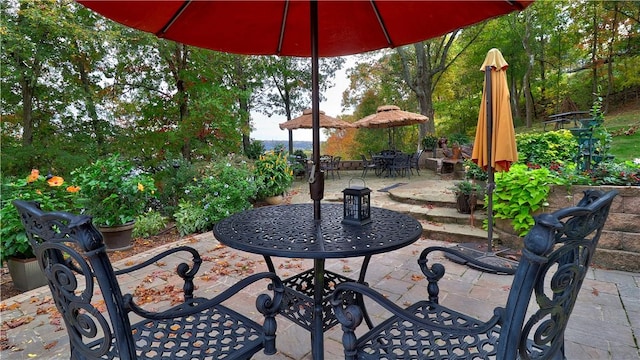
72 154 157 227
255 151 294 198
516 130 577 168
245 139 265 160
492 164 563 236
174 200 209 236
133 210 168 238
463 159 488 182
174 156 258 235
153 156 198 217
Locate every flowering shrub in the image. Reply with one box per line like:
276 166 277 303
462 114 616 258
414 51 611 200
72 154 157 227
254 151 294 198
1 169 80 263
174 157 258 235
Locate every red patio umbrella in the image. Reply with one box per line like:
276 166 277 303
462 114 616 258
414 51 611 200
76 0 533 221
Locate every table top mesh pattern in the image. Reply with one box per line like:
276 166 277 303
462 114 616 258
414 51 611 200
213 203 422 259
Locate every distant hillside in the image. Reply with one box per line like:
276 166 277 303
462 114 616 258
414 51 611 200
260 140 313 151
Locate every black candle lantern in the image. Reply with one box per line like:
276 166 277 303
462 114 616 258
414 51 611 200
342 181 371 226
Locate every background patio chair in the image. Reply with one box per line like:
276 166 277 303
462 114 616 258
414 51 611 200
360 154 379 178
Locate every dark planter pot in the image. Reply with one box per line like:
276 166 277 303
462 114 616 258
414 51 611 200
7 257 48 291
456 193 478 214
99 221 135 251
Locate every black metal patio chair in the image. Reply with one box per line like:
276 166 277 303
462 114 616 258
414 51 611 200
13 200 284 360
331 189 618 359
360 154 379 178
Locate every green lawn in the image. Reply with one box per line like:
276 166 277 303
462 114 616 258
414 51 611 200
604 109 640 161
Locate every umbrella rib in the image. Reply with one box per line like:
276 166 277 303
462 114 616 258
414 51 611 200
369 0 393 47
157 1 192 37
277 0 290 55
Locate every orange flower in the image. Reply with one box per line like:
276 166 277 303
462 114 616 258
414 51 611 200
47 176 64 187
66 185 80 193
137 182 144 192
27 169 39 183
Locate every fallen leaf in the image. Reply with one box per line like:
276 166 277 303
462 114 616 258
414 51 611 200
43 340 58 350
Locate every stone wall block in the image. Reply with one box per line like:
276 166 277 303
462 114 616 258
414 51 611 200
604 213 640 233
598 231 622 250
621 232 640 253
622 195 640 215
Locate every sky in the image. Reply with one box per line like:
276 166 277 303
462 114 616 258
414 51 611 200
250 56 355 142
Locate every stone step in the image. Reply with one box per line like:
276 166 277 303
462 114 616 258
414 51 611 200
419 220 498 244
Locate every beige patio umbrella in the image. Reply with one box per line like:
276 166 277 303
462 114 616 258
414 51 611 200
279 109 353 130
279 109 353 154
353 105 428 148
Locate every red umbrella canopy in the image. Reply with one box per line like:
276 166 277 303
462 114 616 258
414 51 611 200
77 1 533 57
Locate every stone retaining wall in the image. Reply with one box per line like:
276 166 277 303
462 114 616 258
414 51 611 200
495 185 640 272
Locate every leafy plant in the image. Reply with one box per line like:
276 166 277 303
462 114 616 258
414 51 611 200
72 154 157 227
1 169 80 263
516 130 577 168
133 209 168 238
174 156 259 235
492 164 563 236
174 200 209 236
421 134 438 150
463 159 488 182
451 180 482 196
245 140 265 160
447 133 471 146
153 155 198 217
254 151 294 198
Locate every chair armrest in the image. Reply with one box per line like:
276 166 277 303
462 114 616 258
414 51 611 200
124 271 284 320
330 282 501 335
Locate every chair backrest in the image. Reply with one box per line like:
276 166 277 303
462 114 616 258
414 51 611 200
360 154 369 165
498 189 618 358
13 200 138 359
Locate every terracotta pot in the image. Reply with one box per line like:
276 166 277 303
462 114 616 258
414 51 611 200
7 257 48 291
99 221 135 251
265 195 284 205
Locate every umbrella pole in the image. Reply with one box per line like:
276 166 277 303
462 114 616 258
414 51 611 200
309 0 323 221
288 130 294 155
485 66 495 253
442 66 516 275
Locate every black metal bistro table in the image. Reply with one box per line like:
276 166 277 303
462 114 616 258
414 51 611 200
213 203 422 359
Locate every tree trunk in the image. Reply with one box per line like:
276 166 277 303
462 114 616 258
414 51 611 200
522 11 534 128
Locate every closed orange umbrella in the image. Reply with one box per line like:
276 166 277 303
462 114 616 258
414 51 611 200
472 48 518 172
468 48 518 271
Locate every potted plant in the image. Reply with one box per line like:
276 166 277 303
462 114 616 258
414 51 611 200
254 151 294 205
72 154 157 250
452 180 482 214
1 169 80 290
421 134 439 157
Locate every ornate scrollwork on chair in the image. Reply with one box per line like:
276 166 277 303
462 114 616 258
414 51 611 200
13 200 284 360
331 190 618 359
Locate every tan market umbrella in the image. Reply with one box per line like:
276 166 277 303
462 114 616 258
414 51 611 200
279 109 353 130
472 49 518 172
353 105 428 148
467 48 519 272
